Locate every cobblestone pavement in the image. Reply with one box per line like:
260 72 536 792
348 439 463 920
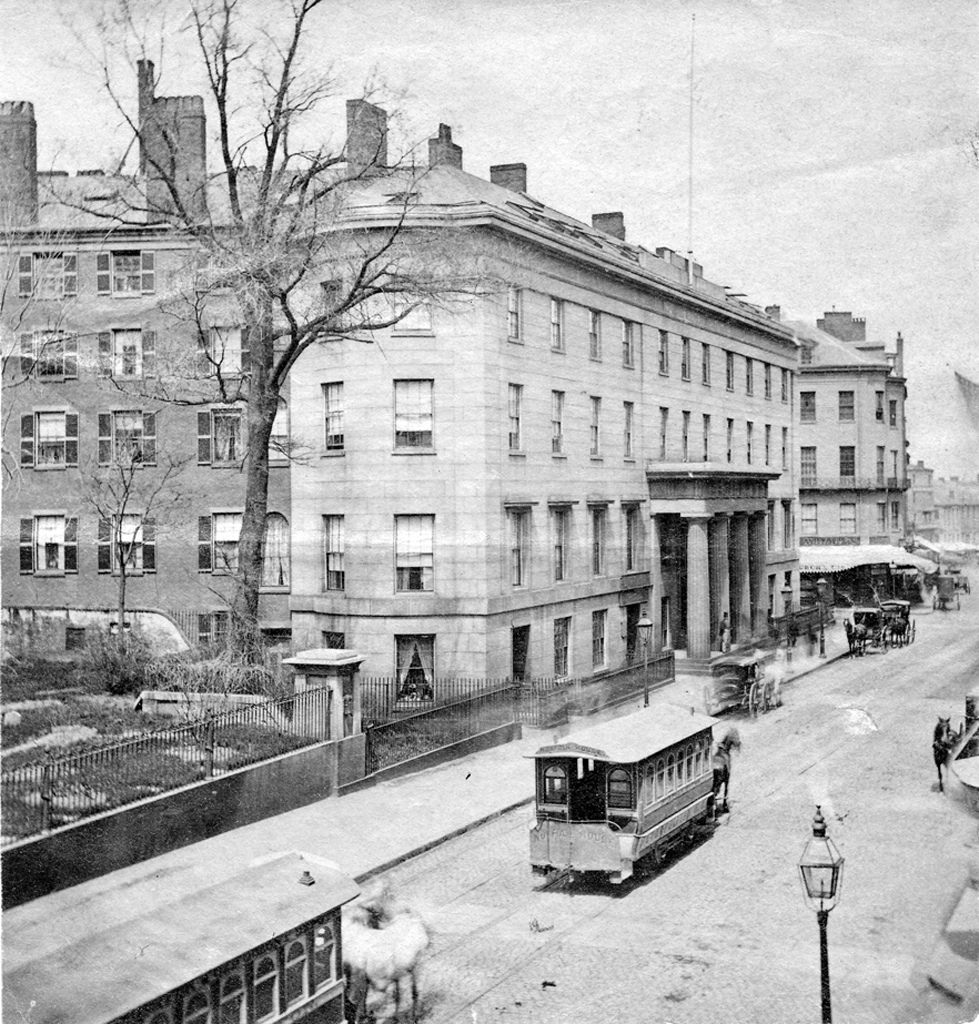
377 605 979 1024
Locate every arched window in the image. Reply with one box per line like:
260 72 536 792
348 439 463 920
313 921 336 990
284 935 308 1006
656 759 666 799
262 513 290 588
686 745 694 782
607 768 633 808
219 971 245 1024
544 765 568 804
666 754 675 793
253 953 279 1023
694 743 702 779
675 749 685 788
183 989 210 1024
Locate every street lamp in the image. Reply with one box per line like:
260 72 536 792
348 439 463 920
816 577 829 658
798 805 845 1024
637 615 653 707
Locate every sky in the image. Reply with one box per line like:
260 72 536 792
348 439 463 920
3 0 978 477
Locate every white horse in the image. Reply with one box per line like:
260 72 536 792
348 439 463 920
759 648 787 711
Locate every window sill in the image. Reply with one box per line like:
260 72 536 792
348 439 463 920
623 457 636 464
321 450 345 458
509 451 527 459
659 370 670 377
36 375 72 384
590 456 604 463
623 363 635 371
33 464 68 472
507 336 523 345
550 348 565 355
590 356 603 363
391 329 435 338
392 448 437 456
209 462 244 469
259 586 290 594
681 376 691 383
33 571 66 578
552 452 568 460
394 589 435 596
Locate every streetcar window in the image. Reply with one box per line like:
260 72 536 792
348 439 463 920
219 971 245 1024
183 989 210 1024
686 745 695 781
313 921 336 989
694 744 702 778
608 768 633 808
544 765 568 803
253 954 279 1022
676 749 685 787
666 754 675 793
285 936 308 1006
656 759 666 799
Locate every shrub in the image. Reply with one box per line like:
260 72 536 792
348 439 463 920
79 628 155 696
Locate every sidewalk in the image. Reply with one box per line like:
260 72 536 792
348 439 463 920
5 617 856 958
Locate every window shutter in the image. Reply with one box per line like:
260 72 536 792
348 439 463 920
198 612 212 645
142 412 156 464
64 413 79 466
198 516 213 572
98 519 112 573
239 329 250 374
63 254 78 296
197 411 212 464
19 519 34 574
197 332 211 376
20 414 34 467
143 519 156 572
98 413 112 465
64 333 78 378
20 333 33 377
98 332 112 378
142 330 156 376
96 253 111 294
140 251 155 293
64 517 78 573
18 255 33 297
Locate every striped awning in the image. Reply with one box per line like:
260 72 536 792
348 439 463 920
798 544 938 574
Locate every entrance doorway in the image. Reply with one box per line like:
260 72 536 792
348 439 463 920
625 604 641 663
511 624 530 682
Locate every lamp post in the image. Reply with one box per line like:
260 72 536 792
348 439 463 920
816 577 828 658
798 805 845 1024
637 615 653 707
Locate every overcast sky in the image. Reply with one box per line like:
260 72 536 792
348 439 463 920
4 0 978 476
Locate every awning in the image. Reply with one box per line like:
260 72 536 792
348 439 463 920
798 544 938 575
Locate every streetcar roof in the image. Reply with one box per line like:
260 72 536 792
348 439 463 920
528 704 716 763
3 851 359 1024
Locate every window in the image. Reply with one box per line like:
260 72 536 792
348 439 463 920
197 610 229 647
396 635 435 701
801 503 818 536
764 424 772 465
544 765 568 803
725 350 735 390
99 410 156 465
219 971 246 1024
781 427 788 470
589 396 602 456
608 768 633 808
551 391 565 454
97 250 155 295
764 363 772 399
876 446 885 484
394 379 434 448
19 331 78 379
800 391 815 422
840 502 857 535
659 407 669 461
839 446 855 482
197 408 241 465
701 343 711 384
552 507 570 581
261 513 290 588
838 391 855 421
550 298 564 351
666 754 675 793
20 515 77 575
21 411 78 468
396 514 434 591
681 411 690 461
589 310 601 359
205 326 246 375
323 382 344 451
781 368 789 402
252 953 279 1023
509 509 530 586
767 501 776 549
746 422 754 464
322 631 346 650
313 922 336 989
98 328 155 379
268 399 288 461
726 419 734 464
18 252 77 299
507 286 521 340
681 337 691 379
322 516 344 590
553 616 571 677
624 506 642 572
591 506 607 575
876 502 887 531
655 759 666 799
801 346 813 365
183 990 210 1024
801 446 816 485
392 295 432 333
284 936 308 1006
891 501 900 530
891 450 899 480
889 400 897 427
98 514 155 574
702 414 711 462
591 609 607 669
622 320 635 368
876 391 885 422
508 384 523 451
622 401 634 458
198 512 242 573
745 358 754 395
658 329 669 374
782 500 792 548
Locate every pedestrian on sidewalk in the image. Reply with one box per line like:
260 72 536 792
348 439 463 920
719 613 731 653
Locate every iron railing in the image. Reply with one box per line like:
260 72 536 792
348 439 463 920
360 676 514 724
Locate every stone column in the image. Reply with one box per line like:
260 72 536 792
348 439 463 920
729 514 751 643
685 515 711 660
749 512 768 637
708 515 730 651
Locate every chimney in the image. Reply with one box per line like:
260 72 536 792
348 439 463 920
0 100 38 224
765 305 782 321
895 330 905 377
816 311 866 343
428 124 462 170
592 212 625 240
346 99 387 176
490 163 527 193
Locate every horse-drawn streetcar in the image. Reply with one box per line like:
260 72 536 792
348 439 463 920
528 705 718 884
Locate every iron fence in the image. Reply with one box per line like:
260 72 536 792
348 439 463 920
360 676 515 724
1 687 331 845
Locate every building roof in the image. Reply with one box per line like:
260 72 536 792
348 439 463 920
783 319 883 369
528 703 716 764
798 544 937 574
2 851 359 1024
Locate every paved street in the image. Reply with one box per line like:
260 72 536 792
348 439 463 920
375 605 979 1024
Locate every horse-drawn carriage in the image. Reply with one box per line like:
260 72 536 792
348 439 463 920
846 607 889 656
703 649 781 717
933 574 962 611
951 569 971 595
880 599 914 647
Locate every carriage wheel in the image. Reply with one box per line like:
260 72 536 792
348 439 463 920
747 681 760 717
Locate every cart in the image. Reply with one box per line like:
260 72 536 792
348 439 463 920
704 650 771 717
934 575 961 611
880 599 914 646
846 608 888 655
951 570 971 595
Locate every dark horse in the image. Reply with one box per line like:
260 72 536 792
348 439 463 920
933 716 963 793
712 728 742 816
